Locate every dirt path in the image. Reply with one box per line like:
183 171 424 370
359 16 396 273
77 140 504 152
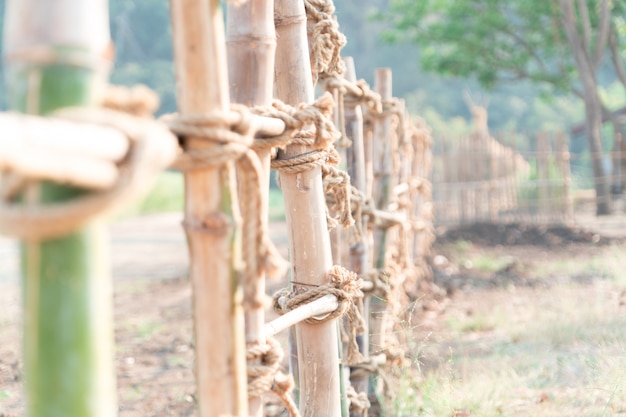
0 213 289 417
2 214 626 416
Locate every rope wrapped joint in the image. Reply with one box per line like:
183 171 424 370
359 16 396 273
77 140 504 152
0 85 178 240
247 337 300 417
272 265 366 364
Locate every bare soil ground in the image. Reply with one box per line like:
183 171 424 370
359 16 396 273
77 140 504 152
1 213 626 416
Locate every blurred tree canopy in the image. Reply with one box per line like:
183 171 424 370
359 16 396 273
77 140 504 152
109 0 176 114
380 0 626 214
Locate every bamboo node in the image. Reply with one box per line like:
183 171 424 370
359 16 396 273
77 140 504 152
272 265 365 365
246 337 301 417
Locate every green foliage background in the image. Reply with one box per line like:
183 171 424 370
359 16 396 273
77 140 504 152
0 0 595 133
4 0 625 190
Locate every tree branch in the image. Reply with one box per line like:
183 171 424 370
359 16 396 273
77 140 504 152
499 24 550 75
561 0 595 76
593 0 611 69
609 26 626 93
576 0 592 53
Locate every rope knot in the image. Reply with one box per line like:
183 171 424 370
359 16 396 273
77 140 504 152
272 265 365 364
263 93 341 176
164 104 288 309
164 104 255 171
347 385 371 417
0 85 178 240
304 0 346 84
247 337 300 417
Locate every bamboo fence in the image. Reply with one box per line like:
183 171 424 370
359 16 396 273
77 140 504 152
0 1 436 416
432 131 577 226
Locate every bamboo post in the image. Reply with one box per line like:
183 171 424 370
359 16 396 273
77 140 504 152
372 69 394 271
329 84 346 267
169 1 248 415
225 1 276 415
342 57 370 403
557 132 574 223
274 0 342 415
536 132 549 220
370 69 396 385
3 1 117 416
615 132 626 199
460 136 468 223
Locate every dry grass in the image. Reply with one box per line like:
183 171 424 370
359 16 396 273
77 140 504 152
398 243 626 417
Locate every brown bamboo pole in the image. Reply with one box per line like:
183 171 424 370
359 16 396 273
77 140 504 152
615 133 626 197
342 57 370 403
225 1 276 415
537 132 549 220
329 86 346 267
557 132 574 224
370 69 395 379
274 1 342 416
169 1 247 416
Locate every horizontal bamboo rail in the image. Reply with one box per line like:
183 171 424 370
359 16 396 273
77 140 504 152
264 294 338 337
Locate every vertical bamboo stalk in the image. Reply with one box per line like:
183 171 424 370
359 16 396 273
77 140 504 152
372 69 394 271
169 1 247 416
557 132 574 224
3 2 116 417
370 69 394 377
226 1 276 415
615 132 626 197
342 57 370 402
274 1 342 416
537 132 549 220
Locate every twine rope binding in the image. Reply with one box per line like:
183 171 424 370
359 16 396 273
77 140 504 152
304 0 347 85
0 98 177 240
346 385 371 417
246 337 301 417
272 265 365 365
253 92 356 231
162 104 288 309
323 76 383 148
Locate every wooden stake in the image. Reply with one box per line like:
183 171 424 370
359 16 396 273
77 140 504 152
226 0 276 415
169 0 247 415
274 0 342 415
3 1 117 416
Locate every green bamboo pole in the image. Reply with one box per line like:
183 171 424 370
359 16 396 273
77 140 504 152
3 1 116 417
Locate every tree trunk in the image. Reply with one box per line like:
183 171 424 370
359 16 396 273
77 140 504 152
3 1 117 417
560 0 611 215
